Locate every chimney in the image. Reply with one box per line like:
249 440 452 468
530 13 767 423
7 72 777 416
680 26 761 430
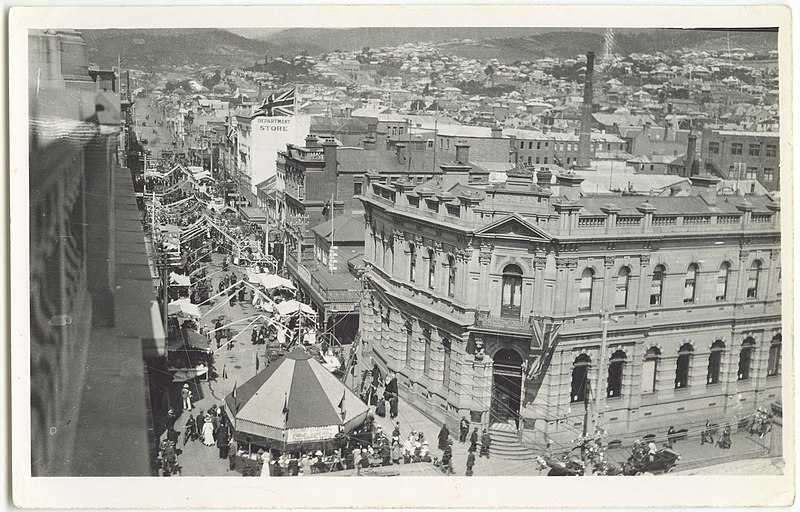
440 162 471 191
576 51 594 168
537 167 552 189
491 126 502 138
684 129 697 177
322 139 338 174
555 172 585 201
455 143 470 164
363 137 376 150
305 134 320 148
689 173 720 205
395 143 407 164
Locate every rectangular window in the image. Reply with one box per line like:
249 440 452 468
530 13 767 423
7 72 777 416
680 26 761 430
423 329 432 377
765 145 777 157
746 167 758 180
529 141 534 150
405 322 413 367
527 156 532 165
427 140 434 149
708 141 720 154
763 168 775 181
442 339 451 390
520 141 525 149
535 157 540 164
731 143 743 155
748 143 760 156
536 142 541 150
353 182 362 195
543 157 548 164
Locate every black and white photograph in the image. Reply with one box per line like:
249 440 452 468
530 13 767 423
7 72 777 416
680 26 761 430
9 4 794 509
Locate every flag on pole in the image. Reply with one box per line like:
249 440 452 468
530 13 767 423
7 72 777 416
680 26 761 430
338 389 346 419
251 88 296 118
232 381 239 412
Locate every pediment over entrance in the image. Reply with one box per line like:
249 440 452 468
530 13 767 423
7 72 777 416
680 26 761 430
474 214 553 242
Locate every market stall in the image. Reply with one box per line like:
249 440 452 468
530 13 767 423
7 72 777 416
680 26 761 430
223 346 369 455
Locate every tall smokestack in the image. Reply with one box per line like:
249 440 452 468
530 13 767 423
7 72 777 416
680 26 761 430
576 51 595 169
684 128 697 177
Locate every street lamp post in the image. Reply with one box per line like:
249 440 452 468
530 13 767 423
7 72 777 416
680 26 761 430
584 309 611 476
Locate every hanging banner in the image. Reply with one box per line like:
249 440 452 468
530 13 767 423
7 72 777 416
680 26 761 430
285 425 339 443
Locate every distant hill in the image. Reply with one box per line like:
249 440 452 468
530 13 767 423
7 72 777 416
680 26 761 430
253 27 606 54
80 27 778 72
451 28 778 62
80 28 273 69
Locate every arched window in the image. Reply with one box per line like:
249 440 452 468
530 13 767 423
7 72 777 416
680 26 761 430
607 350 626 398
501 264 523 318
427 249 436 290
650 265 665 306
570 354 591 403
747 260 762 298
447 256 457 298
579 268 594 311
641 347 660 394
738 337 756 380
408 244 416 282
684 264 698 303
716 262 730 301
768 334 782 377
615 267 630 308
675 343 693 389
707 340 725 385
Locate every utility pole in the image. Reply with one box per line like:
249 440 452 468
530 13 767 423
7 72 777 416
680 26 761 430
584 310 610 476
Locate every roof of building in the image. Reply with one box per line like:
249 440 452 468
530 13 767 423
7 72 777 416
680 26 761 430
579 191 775 216
310 212 365 243
592 112 656 127
310 116 370 133
336 148 487 175
437 124 504 138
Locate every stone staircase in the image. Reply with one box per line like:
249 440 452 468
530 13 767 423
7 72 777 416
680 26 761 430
489 423 538 461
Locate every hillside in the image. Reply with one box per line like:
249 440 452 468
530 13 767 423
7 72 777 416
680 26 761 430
449 28 778 63
80 28 272 69
256 27 597 54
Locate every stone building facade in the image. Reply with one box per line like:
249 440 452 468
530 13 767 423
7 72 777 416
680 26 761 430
358 164 782 445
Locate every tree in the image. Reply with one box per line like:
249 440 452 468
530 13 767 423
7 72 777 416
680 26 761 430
484 64 495 88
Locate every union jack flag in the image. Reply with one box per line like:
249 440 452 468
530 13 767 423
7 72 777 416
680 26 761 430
251 87 296 118
226 124 237 143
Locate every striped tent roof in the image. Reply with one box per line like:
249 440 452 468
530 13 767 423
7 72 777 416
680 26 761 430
224 347 368 442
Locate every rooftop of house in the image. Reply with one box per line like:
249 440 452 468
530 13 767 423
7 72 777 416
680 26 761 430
310 213 366 244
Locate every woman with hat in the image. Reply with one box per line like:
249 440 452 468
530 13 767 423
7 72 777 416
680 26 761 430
201 415 216 446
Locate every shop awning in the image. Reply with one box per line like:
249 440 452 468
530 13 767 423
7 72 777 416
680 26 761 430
168 298 201 318
275 299 315 317
240 206 267 224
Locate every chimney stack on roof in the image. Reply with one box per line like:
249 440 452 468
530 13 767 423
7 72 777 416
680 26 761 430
555 172 585 201
322 139 338 174
491 126 503 138
537 168 553 189
440 162 471 192
395 143 407 164
576 51 595 168
684 128 697 177
455 143 470 164
689 173 720 205
305 135 320 149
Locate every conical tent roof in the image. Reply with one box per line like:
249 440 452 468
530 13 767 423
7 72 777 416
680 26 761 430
225 347 368 444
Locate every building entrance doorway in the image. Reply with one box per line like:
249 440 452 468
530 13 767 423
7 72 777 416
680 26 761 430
491 348 523 428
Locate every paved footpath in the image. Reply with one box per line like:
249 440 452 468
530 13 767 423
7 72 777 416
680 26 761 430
162 254 780 477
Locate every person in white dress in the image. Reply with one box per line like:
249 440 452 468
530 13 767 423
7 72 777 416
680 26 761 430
201 416 216 446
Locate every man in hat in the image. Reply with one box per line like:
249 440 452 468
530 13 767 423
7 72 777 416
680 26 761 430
469 427 479 453
214 319 224 349
217 426 230 460
480 429 491 458
181 383 193 411
165 408 177 432
459 416 470 443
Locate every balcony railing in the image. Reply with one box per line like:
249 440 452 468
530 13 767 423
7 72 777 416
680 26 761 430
474 309 534 335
